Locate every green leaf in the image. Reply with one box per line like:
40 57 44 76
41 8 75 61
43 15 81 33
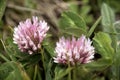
26 65 34 79
62 27 86 37
84 59 112 71
110 23 120 80
101 3 117 51
68 3 78 13
19 54 41 66
43 44 55 57
114 21 120 33
112 54 120 80
46 60 53 80
114 21 120 40
93 32 114 59
0 62 30 80
59 11 87 32
84 32 114 71
0 62 13 80
80 5 91 16
0 0 7 21
0 39 17 61
101 3 115 30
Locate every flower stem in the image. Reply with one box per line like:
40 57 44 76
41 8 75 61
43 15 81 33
68 62 72 80
33 65 37 80
40 48 46 79
68 70 71 80
73 65 77 80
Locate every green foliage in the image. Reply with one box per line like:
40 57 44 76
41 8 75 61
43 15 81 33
59 11 87 37
85 32 114 71
93 32 114 59
59 11 87 30
68 0 94 24
87 16 101 37
98 0 120 13
101 3 117 51
114 21 120 40
101 3 115 31
54 66 73 80
0 62 30 80
0 0 7 21
111 21 120 80
24 0 37 9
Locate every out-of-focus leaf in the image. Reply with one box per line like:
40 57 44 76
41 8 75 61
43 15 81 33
114 21 120 33
93 77 105 80
110 20 120 80
0 62 13 79
19 54 41 66
109 43 120 80
68 3 78 13
0 62 30 80
43 44 55 57
0 39 17 61
101 3 115 30
80 5 91 16
0 40 4 52
59 11 87 32
101 3 117 51
46 60 53 80
25 0 37 9
5 62 30 80
114 21 120 40
0 53 9 62
98 0 120 13
0 0 7 21
62 27 86 37
26 65 34 79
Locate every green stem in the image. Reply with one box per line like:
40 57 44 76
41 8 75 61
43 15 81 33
73 66 77 80
87 16 102 37
33 65 37 80
54 74 57 80
0 53 9 62
41 48 46 77
68 70 71 80
68 62 72 80
40 48 46 75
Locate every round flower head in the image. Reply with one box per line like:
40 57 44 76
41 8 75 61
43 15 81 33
13 16 49 54
54 35 95 65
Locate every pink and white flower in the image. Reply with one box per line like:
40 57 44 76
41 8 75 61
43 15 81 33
13 16 49 54
54 35 95 65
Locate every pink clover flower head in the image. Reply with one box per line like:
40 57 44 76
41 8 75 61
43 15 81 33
54 35 95 65
13 16 49 54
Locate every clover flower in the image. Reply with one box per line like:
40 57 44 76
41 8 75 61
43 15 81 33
13 16 49 54
54 35 95 65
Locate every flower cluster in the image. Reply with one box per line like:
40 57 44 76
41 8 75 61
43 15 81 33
13 16 95 65
53 35 95 65
13 16 49 54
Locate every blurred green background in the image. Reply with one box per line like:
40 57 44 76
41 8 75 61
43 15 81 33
1 0 120 39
